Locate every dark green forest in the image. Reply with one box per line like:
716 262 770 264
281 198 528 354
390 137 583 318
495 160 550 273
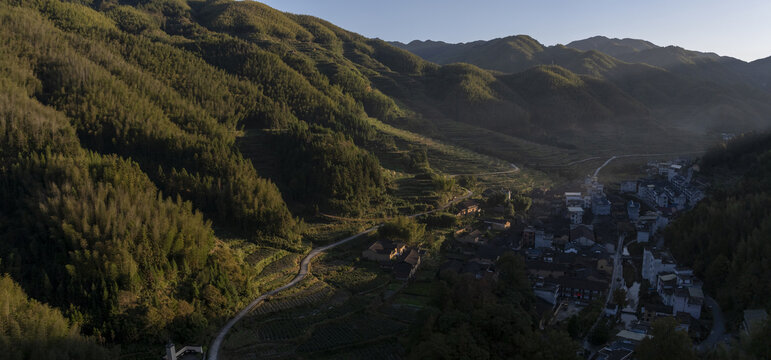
665 133 771 314
0 0 403 350
408 253 580 359
0 0 514 353
0 275 110 359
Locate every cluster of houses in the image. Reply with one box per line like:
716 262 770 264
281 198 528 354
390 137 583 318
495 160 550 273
534 164 713 357
564 176 613 217
441 216 514 280
363 197 516 282
437 196 522 280
528 248 613 305
523 177 619 308
620 159 706 214
626 203 669 243
641 249 704 320
362 239 422 281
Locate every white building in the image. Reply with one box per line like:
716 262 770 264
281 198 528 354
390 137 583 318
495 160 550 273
620 180 638 193
642 249 677 281
565 192 584 208
568 206 584 225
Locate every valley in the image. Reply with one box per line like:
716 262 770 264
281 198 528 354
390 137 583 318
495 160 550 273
0 1 769 360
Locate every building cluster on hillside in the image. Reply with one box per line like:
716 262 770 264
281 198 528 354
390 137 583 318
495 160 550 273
563 176 613 218
362 239 422 281
435 198 520 280
441 224 514 280
620 159 706 214
639 248 706 329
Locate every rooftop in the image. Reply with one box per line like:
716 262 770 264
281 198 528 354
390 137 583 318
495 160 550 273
570 225 595 241
557 277 608 291
688 286 703 299
659 273 677 282
744 309 769 332
403 249 420 266
367 239 404 255
615 329 649 342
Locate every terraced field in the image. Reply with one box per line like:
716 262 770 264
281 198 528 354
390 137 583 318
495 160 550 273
221 240 423 360
252 281 335 316
296 314 407 354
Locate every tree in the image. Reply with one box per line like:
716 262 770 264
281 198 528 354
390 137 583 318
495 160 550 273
378 216 427 247
589 320 611 346
457 175 477 189
0 275 109 360
636 317 696 360
512 194 533 212
612 288 628 310
746 318 771 359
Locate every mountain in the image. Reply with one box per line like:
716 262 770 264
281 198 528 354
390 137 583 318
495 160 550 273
0 0 769 354
566 35 733 65
749 55 771 91
392 35 630 76
566 35 757 87
0 0 578 351
393 35 771 140
564 35 657 58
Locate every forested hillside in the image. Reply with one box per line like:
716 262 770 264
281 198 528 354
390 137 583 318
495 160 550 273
1 0 767 355
665 133 771 314
0 275 109 359
0 0 526 351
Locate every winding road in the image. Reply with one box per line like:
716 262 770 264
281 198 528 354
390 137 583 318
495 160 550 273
696 295 727 352
207 189 476 360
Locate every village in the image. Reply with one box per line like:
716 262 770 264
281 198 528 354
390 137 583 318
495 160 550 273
357 156 767 359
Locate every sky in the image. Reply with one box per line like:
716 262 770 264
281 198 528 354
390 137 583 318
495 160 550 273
258 0 771 62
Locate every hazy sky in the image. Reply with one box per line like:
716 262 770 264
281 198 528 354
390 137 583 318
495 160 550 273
258 0 771 62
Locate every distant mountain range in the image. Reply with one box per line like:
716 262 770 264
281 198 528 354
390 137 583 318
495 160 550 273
392 35 771 138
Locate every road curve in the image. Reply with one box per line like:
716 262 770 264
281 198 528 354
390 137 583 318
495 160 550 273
696 295 726 352
207 190 473 360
